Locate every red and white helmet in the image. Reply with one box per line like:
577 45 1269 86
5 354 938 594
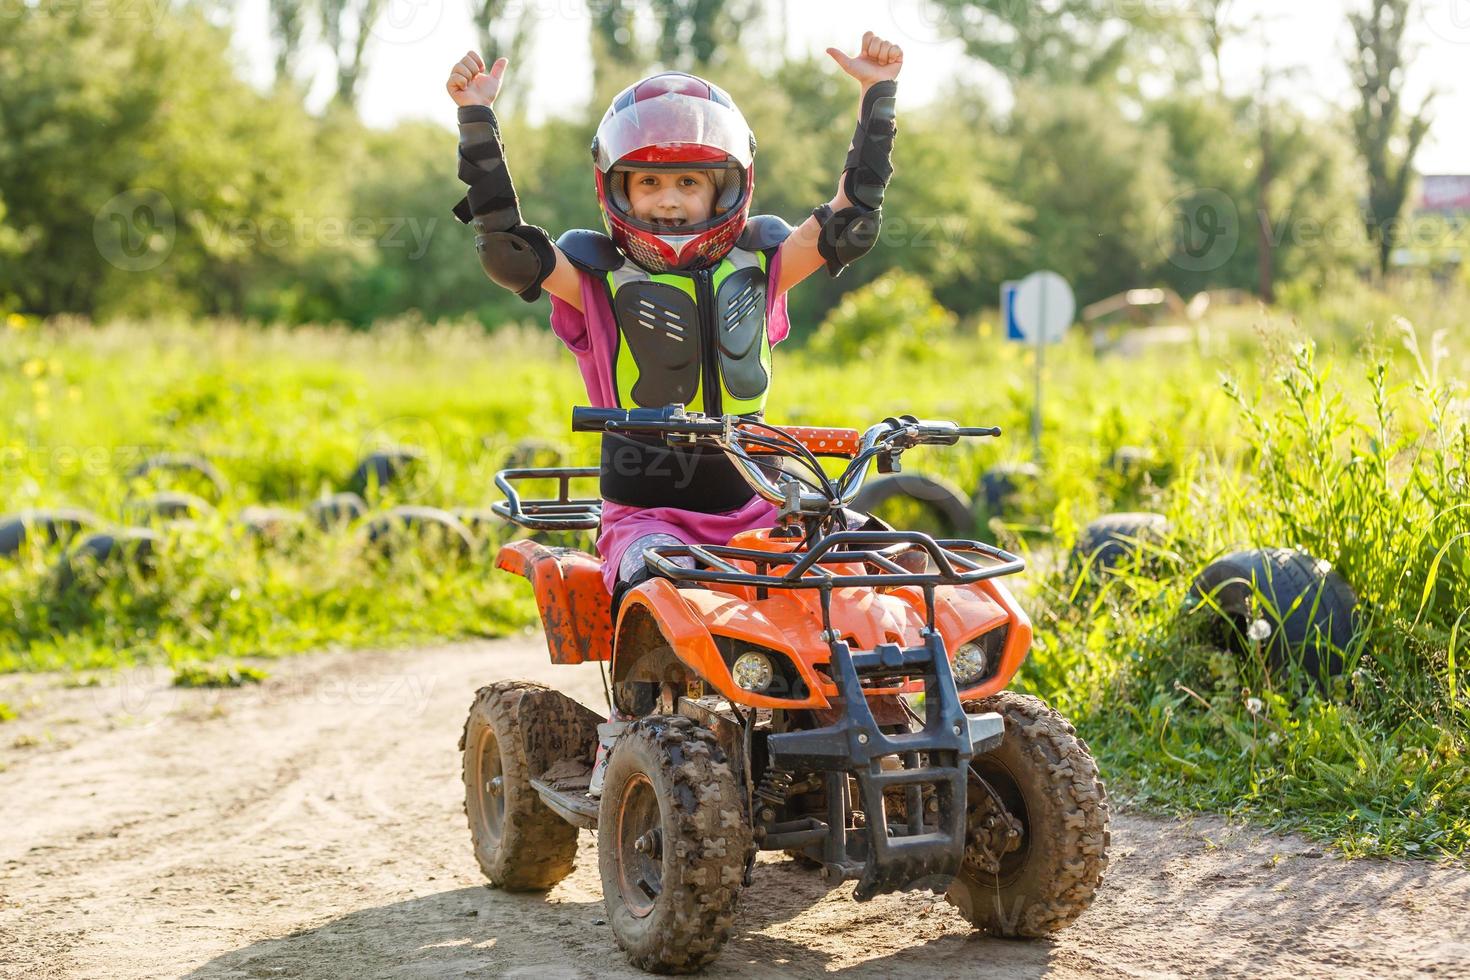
591 72 755 273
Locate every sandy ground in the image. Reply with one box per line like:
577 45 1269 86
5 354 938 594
1 635 1467 980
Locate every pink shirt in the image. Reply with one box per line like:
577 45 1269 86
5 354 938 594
548 250 791 594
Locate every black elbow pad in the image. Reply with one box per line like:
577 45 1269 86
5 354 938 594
812 203 883 277
474 223 556 302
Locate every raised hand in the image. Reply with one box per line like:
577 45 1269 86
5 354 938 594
446 51 508 108
825 31 903 87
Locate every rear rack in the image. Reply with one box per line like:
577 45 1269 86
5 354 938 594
643 530 1024 591
491 466 602 531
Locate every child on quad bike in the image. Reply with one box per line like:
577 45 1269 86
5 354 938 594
445 32 903 614
451 42 1111 973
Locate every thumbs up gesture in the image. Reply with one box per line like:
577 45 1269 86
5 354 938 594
826 31 904 87
446 51 508 108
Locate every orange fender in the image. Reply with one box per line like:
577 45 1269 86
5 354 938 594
495 540 612 664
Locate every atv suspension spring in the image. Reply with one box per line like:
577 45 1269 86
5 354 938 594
755 769 794 809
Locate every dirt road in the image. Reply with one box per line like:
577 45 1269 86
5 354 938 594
2 636 1467 979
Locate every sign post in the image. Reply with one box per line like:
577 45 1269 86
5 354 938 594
1009 270 1075 459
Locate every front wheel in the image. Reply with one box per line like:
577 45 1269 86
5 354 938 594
598 715 749 974
946 692 1110 936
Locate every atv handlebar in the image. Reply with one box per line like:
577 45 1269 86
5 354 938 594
571 405 1000 514
570 405 724 436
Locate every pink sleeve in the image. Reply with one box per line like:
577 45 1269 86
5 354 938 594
548 269 621 409
765 247 792 346
548 287 592 355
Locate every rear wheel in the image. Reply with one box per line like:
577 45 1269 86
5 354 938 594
947 692 1109 937
599 715 749 974
460 681 597 891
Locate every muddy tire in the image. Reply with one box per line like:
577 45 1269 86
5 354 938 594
947 692 1109 937
598 715 748 974
459 681 598 891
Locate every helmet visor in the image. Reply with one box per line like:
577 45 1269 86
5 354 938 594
594 92 754 172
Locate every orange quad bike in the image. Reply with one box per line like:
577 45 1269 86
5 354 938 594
461 405 1110 973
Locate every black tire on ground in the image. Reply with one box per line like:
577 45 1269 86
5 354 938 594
123 491 215 525
978 462 1042 517
126 453 228 502
459 681 601 891
347 447 425 496
1189 547 1358 678
0 508 100 558
1072 512 1171 573
306 492 368 530
851 473 974 538
598 715 749 974
360 505 477 557
500 438 566 471
54 528 163 592
948 692 1110 938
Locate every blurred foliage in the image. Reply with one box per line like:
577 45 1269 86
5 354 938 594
808 271 958 362
925 0 1192 89
0 0 1418 331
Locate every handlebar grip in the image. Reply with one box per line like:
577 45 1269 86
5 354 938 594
571 407 631 432
957 426 1002 438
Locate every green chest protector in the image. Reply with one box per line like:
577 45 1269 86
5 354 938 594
556 217 793 512
608 247 772 416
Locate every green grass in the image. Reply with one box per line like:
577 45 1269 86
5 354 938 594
1 282 1467 858
172 663 269 688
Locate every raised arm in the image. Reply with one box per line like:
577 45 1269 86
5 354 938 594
774 32 902 296
446 52 584 311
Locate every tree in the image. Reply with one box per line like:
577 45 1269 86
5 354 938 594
589 0 645 97
1005 85 1176 303
926 0 1187 88
1347 0 1435 277
649 0 757 70
268 0 309 87
1196 0 1239 93
1148 92 1367 299
319 0 384 107
469 0 538 111
0 3 337 318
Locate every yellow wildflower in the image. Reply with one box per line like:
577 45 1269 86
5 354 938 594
5 313 25 331
22 358 45 378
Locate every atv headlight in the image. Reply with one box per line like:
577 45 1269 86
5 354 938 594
731 650 775 692
952 641 989 687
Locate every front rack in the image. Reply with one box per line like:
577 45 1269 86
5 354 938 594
491 466 602 531
643 530 1024 591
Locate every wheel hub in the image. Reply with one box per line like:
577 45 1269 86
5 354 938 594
614 772 663 918
474 729 506 846
963 769 1024 876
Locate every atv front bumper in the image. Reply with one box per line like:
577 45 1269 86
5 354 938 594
764 631 1003 901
